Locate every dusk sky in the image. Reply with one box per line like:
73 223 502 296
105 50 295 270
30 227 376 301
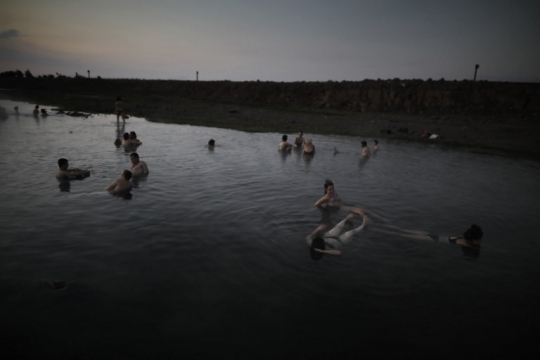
1 0 539 82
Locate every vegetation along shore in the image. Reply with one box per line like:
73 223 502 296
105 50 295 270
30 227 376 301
1 71 539 158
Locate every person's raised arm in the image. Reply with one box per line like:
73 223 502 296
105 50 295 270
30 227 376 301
106 179 118 191
314 194 329 206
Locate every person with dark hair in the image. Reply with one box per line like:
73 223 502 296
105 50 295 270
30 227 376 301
306 213 369 260
129 131 142 145
106 170 133 193
40 108 48 117
373 139 379 152
208 139 215 148
448 224 483 258
55 158 90 179
293 131 304 147
33 105 39 116
361 140 371 157
315 180 365 216
278 134 292 151
115 96 124 122
130 152 149 176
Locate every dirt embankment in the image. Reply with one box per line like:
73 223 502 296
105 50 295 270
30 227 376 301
1 77 540 157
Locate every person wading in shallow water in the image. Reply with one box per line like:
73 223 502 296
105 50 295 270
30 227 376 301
55 158 90 179
115 96 124 122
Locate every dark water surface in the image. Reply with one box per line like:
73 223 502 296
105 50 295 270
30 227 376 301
1 99 539 359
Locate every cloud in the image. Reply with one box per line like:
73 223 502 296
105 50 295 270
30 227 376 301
0 29 20 39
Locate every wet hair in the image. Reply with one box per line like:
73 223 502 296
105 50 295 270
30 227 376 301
130 152 139 159
298 131 303 136
123 133 130 140
463 224 483 242
129 131 137 139
310 236 326 261
122 170 132 180
208 139 215 146
324 179 334 194
282 134 288 141
58 158 68 168
374 139 379 145
35 105 39 109
361 141 367 148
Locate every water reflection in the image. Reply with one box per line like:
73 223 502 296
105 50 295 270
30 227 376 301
57 179 71 192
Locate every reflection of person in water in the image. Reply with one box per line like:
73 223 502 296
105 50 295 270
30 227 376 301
306 213 369 260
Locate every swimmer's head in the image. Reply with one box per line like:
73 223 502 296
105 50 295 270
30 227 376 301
374 139 378 145
298 131 303 136
58 158 68 169
324 179 334 194
282 134 288 141
116 96 122 101
310 236 326 261
208 139 215 146
129 131 137 139
122 170 132 181
361 141 367 148
305 138 312 145
35 105 39 109
463 224 483 242
123 133 130 140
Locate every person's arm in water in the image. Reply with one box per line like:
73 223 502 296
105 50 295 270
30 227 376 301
106 178 119 191
140 161 149 174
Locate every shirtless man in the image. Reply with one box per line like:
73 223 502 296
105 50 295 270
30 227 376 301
130 153 149 176
55 158 90 179
106 170 133 193
278 134 292 151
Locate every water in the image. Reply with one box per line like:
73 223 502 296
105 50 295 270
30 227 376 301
1 98 539 359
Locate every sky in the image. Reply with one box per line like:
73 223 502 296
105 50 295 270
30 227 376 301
1 0 539 82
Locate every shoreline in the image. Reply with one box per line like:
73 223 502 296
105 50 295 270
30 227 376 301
1 87 539 159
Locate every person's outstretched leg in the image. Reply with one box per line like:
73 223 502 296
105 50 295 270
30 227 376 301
339 216 369 244
326 213 354 238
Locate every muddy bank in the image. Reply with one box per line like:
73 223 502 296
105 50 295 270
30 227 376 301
1 77 539 158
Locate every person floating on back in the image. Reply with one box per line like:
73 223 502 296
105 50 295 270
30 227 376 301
55 158 90 179
115 96 124 122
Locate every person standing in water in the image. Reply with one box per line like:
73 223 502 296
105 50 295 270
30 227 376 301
115 96 124 122
303 138 315 154
293 131 304 147
278 135 293 151
361 141 371 157
106 170 133 194
55 158 90 179
130 153 149 176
